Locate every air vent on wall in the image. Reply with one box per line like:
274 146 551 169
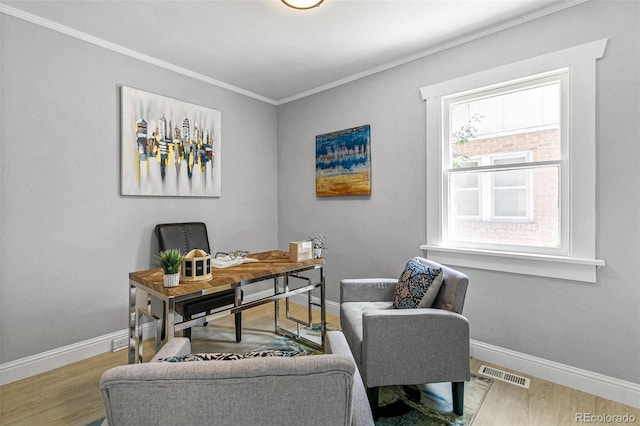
479 364 531 389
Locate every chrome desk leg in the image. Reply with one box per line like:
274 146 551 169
128 284 136 364
166 297 176 344
136 308 144 363
320 265 326 348
131 285 149 363
273 277 280 333
155 303 164 352
234 286 242 342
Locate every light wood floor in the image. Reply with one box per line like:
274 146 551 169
1 302 638 425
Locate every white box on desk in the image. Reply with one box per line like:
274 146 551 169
289 241 313 262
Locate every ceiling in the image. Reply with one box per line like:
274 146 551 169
1 0 582 104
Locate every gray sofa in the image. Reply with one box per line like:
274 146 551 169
99 331 374 426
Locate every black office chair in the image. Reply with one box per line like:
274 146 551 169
155 222 242 341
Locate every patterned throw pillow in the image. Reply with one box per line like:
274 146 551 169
161 349 303 362
393 258 443 309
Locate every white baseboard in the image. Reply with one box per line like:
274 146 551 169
471 339 640 409
0 322 160 386
0 329 122 385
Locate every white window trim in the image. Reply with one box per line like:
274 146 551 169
420 39 607 283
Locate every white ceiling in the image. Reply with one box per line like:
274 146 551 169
1 0 582 104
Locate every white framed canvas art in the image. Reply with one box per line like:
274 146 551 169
121 86 221 197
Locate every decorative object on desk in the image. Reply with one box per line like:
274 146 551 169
307 234 327 258
289 241 313 262
229 250 250 260
211 251 253 268
157 249 184 287
180 249 212 283
120 86 222 197
316 124 371 196
211 256 243 269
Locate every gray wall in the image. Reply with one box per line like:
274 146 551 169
277 0 639 384
2 0 638 386
0 15 278 362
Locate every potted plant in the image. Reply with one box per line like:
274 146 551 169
307 234 327 258
157 249 183 287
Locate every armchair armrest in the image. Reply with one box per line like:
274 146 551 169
325 331 375 426
150 337 191 362
341 278 398 303
362 308 470 387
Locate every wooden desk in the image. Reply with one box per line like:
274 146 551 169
129 250 325 363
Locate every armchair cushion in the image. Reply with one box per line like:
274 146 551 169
393 258 443 309
341 301 393 367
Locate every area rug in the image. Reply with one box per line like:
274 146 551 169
375 375 491 426
255 334 323 355
255 325 327 355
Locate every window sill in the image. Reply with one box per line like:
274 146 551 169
419 245 605 283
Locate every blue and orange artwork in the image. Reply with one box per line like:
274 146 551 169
316 124 371 196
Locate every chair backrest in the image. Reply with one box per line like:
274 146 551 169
155 222 211 254
100 355 356 426
423 258 469 314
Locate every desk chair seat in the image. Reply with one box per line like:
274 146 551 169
155 222 243 341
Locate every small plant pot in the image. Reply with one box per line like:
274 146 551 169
163 272 180 287
313 248 323 259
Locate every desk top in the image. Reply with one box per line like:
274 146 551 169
129 250 324 300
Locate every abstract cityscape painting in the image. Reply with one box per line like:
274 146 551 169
121 86 221 197
316 124 371 196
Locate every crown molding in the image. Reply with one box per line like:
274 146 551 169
1 1 589 105
0 3 278 106
276 0 590 104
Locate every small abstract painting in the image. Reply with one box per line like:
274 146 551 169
316 125 371 196
121 86 221 197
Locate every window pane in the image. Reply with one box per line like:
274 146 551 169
452 171 478 189
494 169 527 187
494 188 527 217
450 172 479 216
449 83 561 169
453 190 479 216
448 166 559 247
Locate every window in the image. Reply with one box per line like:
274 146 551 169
420 40 607 282
444 73 564 253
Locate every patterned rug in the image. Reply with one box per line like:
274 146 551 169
375 376 491 425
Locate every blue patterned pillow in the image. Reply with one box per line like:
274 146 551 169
161 349 303 362
393 258 443 309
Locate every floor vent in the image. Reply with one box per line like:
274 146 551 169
479 365 531 389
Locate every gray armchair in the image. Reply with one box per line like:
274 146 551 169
100 331 374 426
340 258 470 419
